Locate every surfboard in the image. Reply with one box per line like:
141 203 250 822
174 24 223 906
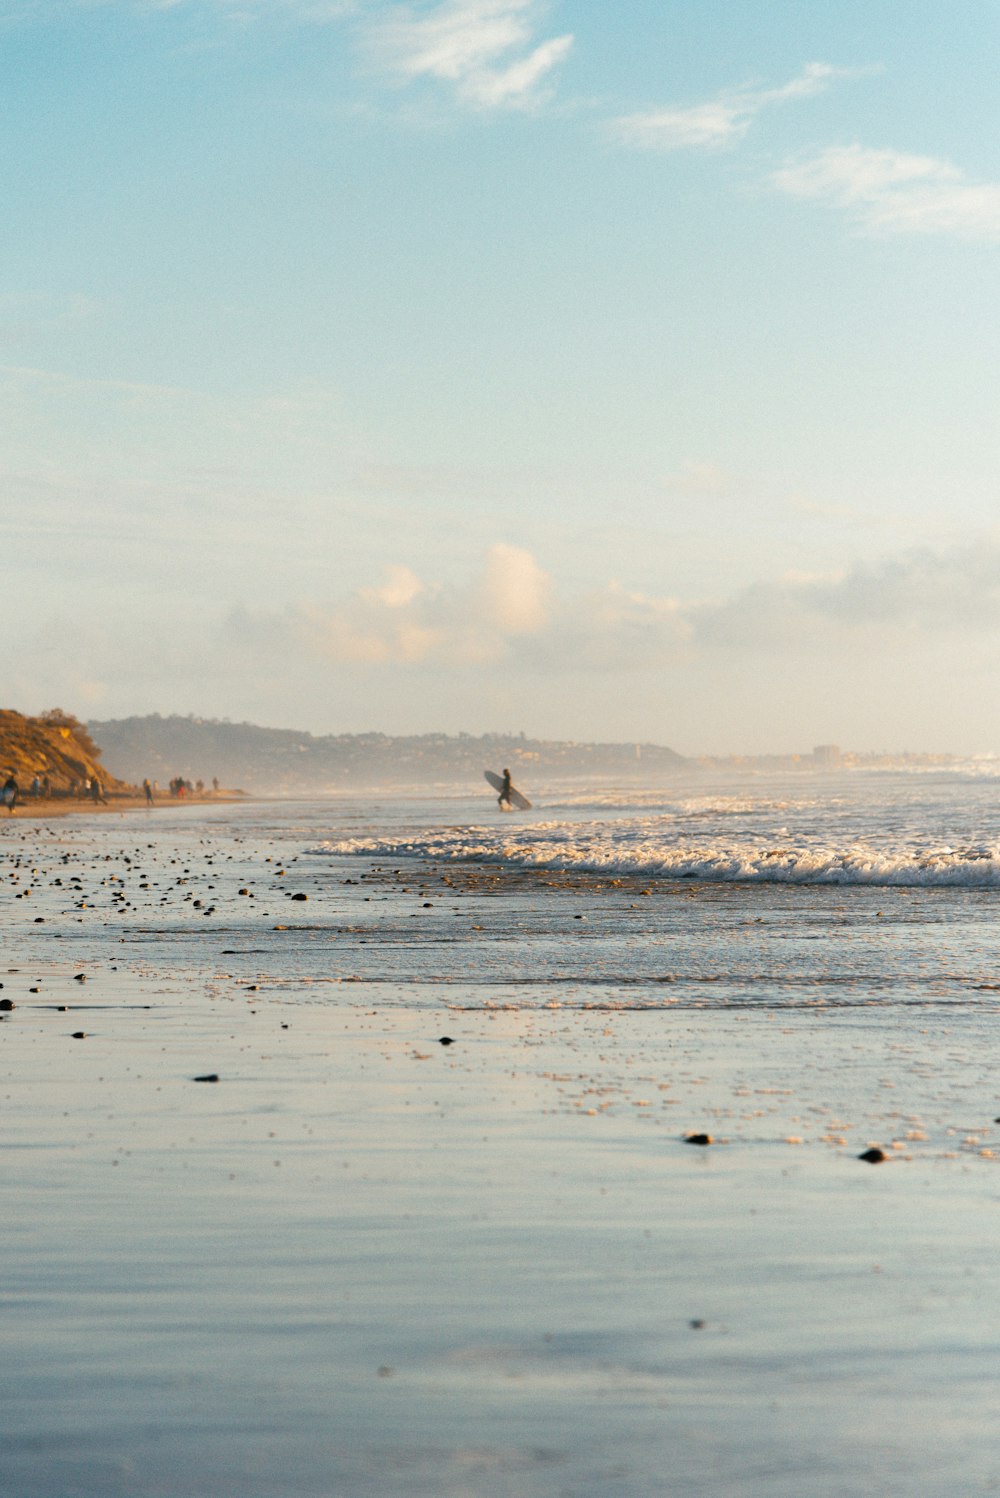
484 769 532 811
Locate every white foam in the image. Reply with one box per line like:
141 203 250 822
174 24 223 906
312 817 1000 888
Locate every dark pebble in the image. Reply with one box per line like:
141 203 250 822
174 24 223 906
74 973 86 982
291 892 308 901
689 1319 706 1330
439 1036 454 1046
34 917 44 923
71 1031 86 1039
193 1073 220 1083
0 998 14 1010
858 1147 887 1164
685 1133 713 1146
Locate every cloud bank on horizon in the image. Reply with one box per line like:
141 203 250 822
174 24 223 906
3 0 1000 751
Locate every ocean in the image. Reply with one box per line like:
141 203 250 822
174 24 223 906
3 770 1000 1495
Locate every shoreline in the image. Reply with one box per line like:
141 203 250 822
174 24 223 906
2 791 252 819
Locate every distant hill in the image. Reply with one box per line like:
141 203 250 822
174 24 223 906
87 714 687 795
0 709 132 793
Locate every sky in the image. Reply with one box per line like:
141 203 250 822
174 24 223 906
3 0 1000 754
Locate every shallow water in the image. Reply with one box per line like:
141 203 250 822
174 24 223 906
4 780 1000 1495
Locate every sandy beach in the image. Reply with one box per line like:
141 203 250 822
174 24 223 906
2 792 249 820
4 792 1000 1496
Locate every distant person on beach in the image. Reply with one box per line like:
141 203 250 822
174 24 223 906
143 778 154 806
90 777 107 805
31 775 41 798
3 773 19 814
498 767 512 811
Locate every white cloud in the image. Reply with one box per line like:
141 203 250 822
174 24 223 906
371 0 572 109
772 144 1000 240
479 541 550 633
695 543 1000 648
362 563 424 608
612 62 860 152
288 543 550 667
238 539 1000 676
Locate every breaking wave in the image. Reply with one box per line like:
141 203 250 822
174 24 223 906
312 819 1000 888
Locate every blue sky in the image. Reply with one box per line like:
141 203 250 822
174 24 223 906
4 0 1000 752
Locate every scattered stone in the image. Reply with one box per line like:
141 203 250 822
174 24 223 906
685 1133 713 1146
439 1036 454 1046
689 1319 706 1330
290 892 308 901
33 917 44 923
193 1073 220 1083
0 998 14 1010
73 973 86 982
71 1031 86 1039
858 1147 887 1164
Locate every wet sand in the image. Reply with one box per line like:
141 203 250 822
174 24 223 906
4 804 1000 1496
2 791 248 819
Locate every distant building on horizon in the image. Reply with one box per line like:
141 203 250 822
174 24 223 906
812 744 842 768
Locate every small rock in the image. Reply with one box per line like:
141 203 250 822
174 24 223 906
689 1319 706 1330
858 1147 887 1164
439 1036 454 1046
71 1031 86 1040
193 1073 220 1083
291 892 308 901
685 1133 713 1146
73 973 86 982
0 998 14 1011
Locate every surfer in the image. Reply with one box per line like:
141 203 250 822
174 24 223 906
498 767 512 811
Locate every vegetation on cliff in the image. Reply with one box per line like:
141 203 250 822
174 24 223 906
0 709 131 793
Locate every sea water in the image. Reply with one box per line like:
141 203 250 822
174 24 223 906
4 770 1000 1496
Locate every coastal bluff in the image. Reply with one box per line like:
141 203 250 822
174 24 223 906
88 714 688 794
0 709 131 795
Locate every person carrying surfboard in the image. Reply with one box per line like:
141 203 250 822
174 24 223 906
483 768 532 810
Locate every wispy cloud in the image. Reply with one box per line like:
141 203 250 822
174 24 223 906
370 0 572 109
612 62 861 152
772 144 1000 240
